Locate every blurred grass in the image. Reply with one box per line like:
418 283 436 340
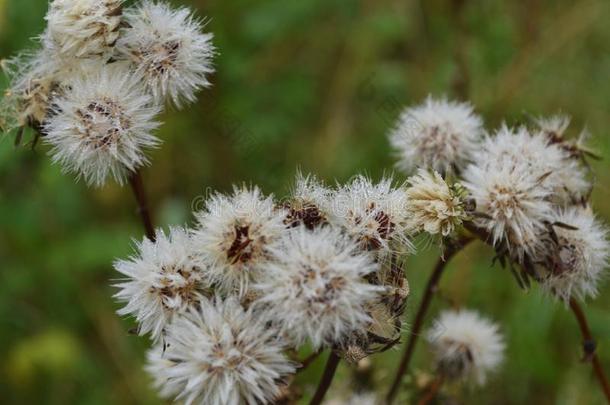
2 0 610 404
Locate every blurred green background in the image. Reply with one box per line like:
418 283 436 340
2 0 610 403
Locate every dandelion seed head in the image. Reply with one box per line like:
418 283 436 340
462 152 554 261
192 186 286 296
43 64 161 187
44 0 124 59
146 296 295 405
478 125 590 204
538 207 609 302
114 227 208 342
389 96 483 175
327 175 412 256
117 1 215 108
254 226 383 349
427 309 505 386
283 172 331 230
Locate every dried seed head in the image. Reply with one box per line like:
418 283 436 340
43 64 161 186
117 1 215 107
406 169 467 236
146 296 296 405
389 96 483 175
327 175 413 257
253 226 383 349
113 227 208 342
427 310 505 386
192 186 287 296
537 207 609 302
44 0 124 59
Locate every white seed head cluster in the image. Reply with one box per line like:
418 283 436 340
44 65 161 187
44 0 124 59
537 207 609 302
192 186 287 296
254 226 382 349
389 96 483 175
117 1 215 108
2 0 214 187
111 173 409 403
146 297 295 405
114 227 207 341
427 310 505 386
406 169 467 236
327 175 412 256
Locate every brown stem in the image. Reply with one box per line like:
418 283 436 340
569 298 610 403
309 352 340 405
386 236 474 404
128 170 156 242
417 375 444 405
297 350 323 374
465 222 610 403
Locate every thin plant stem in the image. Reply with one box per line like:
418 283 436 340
128 170 156 242
297 350 323 374
569 298 610 403
309 352 340 405
416 375 444 405
464 222 610 403
386 236 474 404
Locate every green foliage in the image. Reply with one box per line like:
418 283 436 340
1 0 610 403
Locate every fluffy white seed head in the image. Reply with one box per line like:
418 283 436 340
537 207 609 302
192 186 287 296
283 172 332 230
1 50 65 131
389 96 483 175
117 1 215 108
427 310 505 386
406 169 467 236
253 226 383 349
146 297 295 405
44 0 124 59
326 176 412 256
462 156 554 261
43 64 161 187
476 125 590 204
113 227 208 342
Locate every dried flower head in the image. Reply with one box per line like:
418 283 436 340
1 50 64 132
43 64 161 187
389 96 483 175
477 125 590 204
462 156 554 261
44 0 124 59
406 169 467 236
427 310 505 386
254 226 383 349
327 176 412 256
192 186 286 296
146 297 295 405
114 227 208 341
537 207 609 302
117 0 215 107
283 172 331 230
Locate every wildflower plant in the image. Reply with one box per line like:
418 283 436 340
4 3 610 404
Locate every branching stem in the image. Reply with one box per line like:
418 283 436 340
386 236 474 404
